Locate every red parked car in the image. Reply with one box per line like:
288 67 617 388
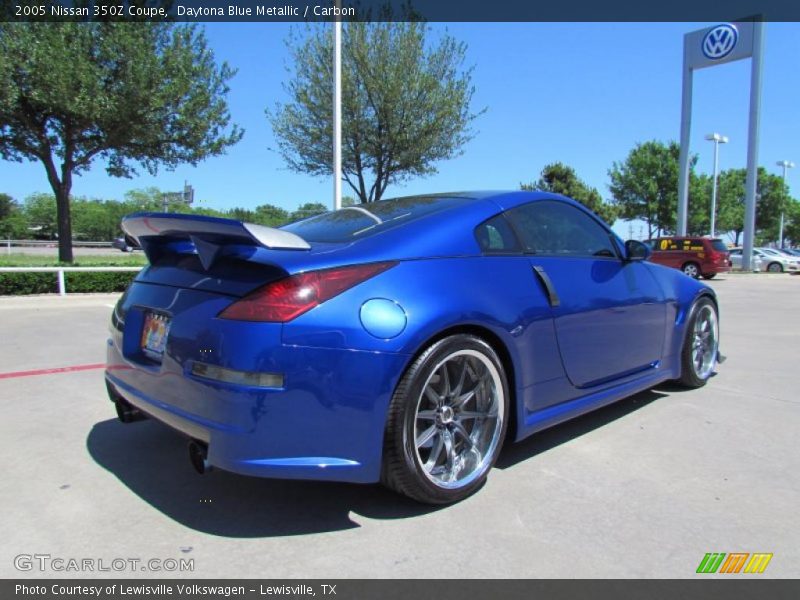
646 237 732 279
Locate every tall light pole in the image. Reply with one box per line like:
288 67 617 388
705 133 728 238
776 160 794 249
332 5 342 211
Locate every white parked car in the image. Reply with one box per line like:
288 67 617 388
755 247 800 273
728 248 763 272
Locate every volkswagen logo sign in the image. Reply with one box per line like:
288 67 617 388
702 24 739 60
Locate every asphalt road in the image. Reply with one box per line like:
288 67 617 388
0 275 797 579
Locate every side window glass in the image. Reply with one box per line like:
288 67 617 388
474 214 521 253
506 200 618 258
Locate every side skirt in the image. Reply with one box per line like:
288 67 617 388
518 369 675 440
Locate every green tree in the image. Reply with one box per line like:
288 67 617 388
22 193 57 239
252 204 290 227
269 22 482 204
187 206 226 218
226 207 257 223
783 199 800 246
0 21 243 262
71 198 111 240
0 192 27 238
121 187 197 214
685 172 728 237
0 192 14 220
290 202 328 222
123 188 165 212
521 162 618 225
608 141 700 239
713 167 789 246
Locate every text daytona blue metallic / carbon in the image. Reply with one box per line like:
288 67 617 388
13 553 194 573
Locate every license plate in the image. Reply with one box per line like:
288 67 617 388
141 312 171 360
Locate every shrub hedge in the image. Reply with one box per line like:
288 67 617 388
0 271 137 295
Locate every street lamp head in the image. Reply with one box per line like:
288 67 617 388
776 160 795 169
705 133 728 143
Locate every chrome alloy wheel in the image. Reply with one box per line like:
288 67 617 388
411 350 504 490
691 304 719 380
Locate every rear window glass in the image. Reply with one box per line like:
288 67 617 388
475 215 521 253
711 240 729 252
281 196 467 243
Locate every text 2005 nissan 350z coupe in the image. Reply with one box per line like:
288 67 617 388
105 191 721 504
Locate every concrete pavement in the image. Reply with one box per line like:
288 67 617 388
0 276 797 578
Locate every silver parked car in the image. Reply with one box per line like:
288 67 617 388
755 247 800 273
728 248 763 272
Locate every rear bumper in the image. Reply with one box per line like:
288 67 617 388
105 338 409 484
706 264 731 274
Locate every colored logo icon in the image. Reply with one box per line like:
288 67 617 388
702 24 739 60
696 552 773 574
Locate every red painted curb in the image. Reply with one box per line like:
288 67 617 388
0 363 107 380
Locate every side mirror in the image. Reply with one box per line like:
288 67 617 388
625 240 651 261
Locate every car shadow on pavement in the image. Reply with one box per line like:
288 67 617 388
88 386 670 538
86 418 438 538
495 388 667 470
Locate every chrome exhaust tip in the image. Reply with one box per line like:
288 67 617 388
188 441 211 474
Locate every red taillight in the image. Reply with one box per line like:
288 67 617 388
710 251 727 262
219 262 397 322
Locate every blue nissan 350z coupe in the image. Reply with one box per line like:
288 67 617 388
105 191 721 504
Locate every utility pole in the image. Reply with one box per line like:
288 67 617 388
332 3 342 211
705 133 728 237
776 160 794 248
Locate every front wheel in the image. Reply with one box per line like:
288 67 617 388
677 297 720 388
382 334 509 504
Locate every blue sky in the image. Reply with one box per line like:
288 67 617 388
2 22 799 238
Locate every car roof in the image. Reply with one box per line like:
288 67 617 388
381 189 579 210
297 190 610 264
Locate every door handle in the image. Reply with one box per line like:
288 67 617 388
532 265 560 307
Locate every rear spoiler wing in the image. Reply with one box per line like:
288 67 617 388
121 212 310 269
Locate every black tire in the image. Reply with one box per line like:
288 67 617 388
701 273 717 280
381 334 510 504
682 262 701 278
766 262 783 273
677 297 719 388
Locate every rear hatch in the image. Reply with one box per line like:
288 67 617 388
708 238 732 269
122 212 315 294
112 213 315 359
108 213 317 422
